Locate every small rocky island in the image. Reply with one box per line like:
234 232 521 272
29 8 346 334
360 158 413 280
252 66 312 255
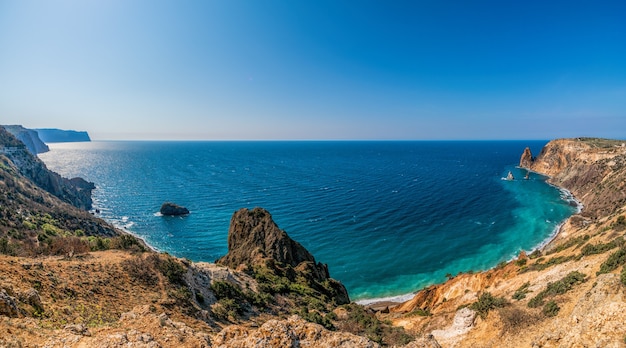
160 202 190 216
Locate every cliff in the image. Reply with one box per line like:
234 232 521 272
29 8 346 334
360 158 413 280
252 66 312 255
2 125 49 154
384 138 626 347
523 138 626 219
0 126 94 210
35 128 91 143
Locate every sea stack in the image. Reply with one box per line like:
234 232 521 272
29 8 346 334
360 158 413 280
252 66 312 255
519 147 534 168
217 207 350 304
160 202 190 216
506 171 514 181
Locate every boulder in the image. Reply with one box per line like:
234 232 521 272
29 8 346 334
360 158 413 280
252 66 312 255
160 202 190 216
0 289 20 317
20 288 43 312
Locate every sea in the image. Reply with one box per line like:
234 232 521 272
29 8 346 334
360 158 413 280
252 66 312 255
38 141 578 302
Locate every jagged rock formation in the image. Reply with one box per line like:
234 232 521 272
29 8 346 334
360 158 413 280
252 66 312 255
35 128 91 143
0 126 94 210
2 125 49 154
217 208 349 304
519 146 534 168
160 202 190 216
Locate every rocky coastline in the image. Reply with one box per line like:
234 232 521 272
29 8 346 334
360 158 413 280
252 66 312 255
1 136 626 347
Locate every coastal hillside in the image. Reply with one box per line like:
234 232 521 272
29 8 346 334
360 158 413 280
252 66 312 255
383 138 626 347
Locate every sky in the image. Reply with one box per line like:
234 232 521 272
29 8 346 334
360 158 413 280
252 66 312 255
1 1 625 140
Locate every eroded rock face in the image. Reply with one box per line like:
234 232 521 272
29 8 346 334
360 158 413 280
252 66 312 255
0 126 94 210
160 202 190 216
519 147 534 168
217 208 350 304
526 138 626 218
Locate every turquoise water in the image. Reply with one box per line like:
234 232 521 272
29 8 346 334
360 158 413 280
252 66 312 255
39 141 577 301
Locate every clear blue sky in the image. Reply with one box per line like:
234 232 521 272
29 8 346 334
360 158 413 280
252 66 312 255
1 1 625 140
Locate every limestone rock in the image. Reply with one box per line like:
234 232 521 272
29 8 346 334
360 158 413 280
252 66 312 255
160 202 190 216
431 307 476 344
532 273 626 347
213 315 379 348
403 335 442 348
64 323 91 336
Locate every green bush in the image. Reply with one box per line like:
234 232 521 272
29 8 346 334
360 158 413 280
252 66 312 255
112 234 146 252
581 237 624 256
528 271 586 308
546 235 590 255
542 300 560 317
621 267 626 286
0 237 16 256
512 282 531 300
211 281 244 301
470 292 507 318
152 254 186 285
597 247 626 275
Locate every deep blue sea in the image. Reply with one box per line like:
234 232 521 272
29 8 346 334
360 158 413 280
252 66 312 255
39 141 577 302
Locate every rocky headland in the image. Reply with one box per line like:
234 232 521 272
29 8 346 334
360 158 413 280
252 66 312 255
1 135 626 347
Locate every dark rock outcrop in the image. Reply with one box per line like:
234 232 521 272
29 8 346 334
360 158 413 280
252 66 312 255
519 147 534 168
217 207 350 304
160 202 190 216
2 125 49 154
35 128 91 143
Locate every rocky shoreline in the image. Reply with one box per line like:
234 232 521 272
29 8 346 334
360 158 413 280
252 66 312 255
2 135 626 347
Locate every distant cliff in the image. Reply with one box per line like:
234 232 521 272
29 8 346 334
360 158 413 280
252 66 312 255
35 128 91 143
2 125 49 154
521 138 626 218
0 126 94 210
